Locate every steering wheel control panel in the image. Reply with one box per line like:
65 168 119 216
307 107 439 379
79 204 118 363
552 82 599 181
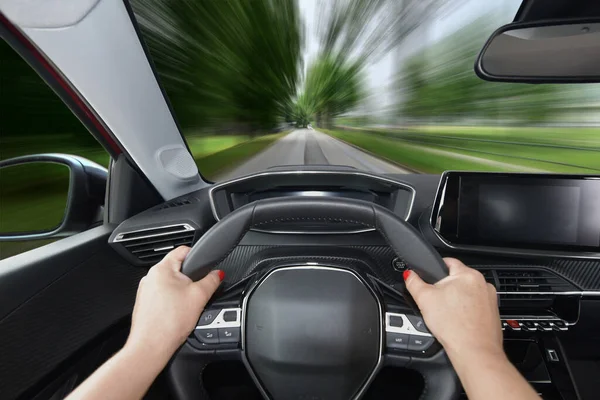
385 312 436 353
194 308 242 347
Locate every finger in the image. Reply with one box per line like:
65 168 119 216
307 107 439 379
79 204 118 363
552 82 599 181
158 246 191 271
443 257 468 276
193 270 224 305
404 270 433 305
136 276 146 296
487 283 499 305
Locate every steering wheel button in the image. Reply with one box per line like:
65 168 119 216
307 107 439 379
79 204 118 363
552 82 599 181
222 310 237 322
195 328 219 344
218 327 240 344
198 309 221 326
406 315 429 333
387 333 409 350
408 336 435 352
389 315 404 328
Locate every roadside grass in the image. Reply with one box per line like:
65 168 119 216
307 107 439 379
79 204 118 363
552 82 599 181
195 132 288 180
325 127 600 174
186 135 249 158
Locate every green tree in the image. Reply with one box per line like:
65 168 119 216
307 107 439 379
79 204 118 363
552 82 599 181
398 15 563 125
305 0 450 127
131 0 302 132
303 57 363 128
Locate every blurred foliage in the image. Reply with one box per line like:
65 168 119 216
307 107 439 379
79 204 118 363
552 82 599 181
0 163 69 234
303 57 364 128
301 0 449 128
0 41 100 149
398 15 585 124
131 0 302 132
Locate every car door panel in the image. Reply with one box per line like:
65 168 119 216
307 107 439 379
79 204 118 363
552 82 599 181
0 226 145 400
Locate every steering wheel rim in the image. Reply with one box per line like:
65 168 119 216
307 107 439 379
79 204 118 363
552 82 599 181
182 197 448 283
180 197 459 400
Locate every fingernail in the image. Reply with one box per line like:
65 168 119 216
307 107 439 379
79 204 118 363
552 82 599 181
403 270 411 281
217 270 225 281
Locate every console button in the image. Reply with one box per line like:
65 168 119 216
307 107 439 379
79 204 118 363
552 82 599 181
387 333 409 350
222 310 237 322
198 309 221 326
218 327 240 344
407 315 430 333
522 321 538 331
408 336 435 352
389 315 404 328
506 320 521 330
552 321 568 331
537 321 553 331
195 328 219 344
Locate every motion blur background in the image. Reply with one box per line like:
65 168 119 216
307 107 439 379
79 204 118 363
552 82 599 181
1 0 599 258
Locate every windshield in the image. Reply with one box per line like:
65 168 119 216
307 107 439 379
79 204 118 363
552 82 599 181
132 0 600 182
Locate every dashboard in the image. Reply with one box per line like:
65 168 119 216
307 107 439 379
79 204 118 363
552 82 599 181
109 167 600 320
107 167 600 400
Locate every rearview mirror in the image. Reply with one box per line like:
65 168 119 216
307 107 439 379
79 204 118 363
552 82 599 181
476 20 600 83
0 154 107 242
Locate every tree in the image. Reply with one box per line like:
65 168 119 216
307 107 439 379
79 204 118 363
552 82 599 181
397 15 562 125
131 0 303 132
305 0 451 127
303 57 363 128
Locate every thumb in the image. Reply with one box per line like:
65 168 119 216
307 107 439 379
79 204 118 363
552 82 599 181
193 270 224 306
404 270 432 305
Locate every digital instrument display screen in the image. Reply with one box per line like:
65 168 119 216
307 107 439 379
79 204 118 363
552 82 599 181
435 173 600 253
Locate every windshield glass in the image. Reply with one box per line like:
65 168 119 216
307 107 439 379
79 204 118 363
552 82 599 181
132 0 600 182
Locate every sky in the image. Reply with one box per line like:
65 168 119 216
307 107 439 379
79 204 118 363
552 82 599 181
298 0 523 115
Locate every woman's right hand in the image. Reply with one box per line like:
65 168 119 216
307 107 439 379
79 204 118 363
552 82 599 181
404 258 504 363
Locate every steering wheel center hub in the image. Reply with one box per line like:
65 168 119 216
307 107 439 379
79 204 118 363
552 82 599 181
244 266 381 400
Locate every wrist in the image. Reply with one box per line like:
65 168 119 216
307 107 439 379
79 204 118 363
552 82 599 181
123 335 179 368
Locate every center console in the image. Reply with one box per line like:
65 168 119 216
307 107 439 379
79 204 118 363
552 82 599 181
499 335 580 400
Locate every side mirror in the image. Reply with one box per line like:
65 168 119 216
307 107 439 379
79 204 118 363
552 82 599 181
475 19 600 83
0 154 107 241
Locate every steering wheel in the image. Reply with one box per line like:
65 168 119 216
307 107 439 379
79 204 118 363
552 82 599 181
175 197 460 400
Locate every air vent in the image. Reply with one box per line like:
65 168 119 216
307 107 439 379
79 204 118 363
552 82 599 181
477 268 578 307
496 269 574 294
114 224 196 264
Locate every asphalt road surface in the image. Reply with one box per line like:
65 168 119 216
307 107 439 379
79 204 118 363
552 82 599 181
219 129 411 180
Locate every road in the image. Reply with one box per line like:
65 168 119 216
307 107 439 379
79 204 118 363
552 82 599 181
218 129 411 180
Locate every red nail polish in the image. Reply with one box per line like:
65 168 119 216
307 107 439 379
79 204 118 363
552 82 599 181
403 270 411 281
217 270 225 281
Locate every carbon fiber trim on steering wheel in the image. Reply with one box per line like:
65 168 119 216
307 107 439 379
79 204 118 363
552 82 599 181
214 245 401 286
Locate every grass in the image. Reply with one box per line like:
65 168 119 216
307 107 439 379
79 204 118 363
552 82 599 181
325 127 600 174
186 135 249 158
195 132 287 180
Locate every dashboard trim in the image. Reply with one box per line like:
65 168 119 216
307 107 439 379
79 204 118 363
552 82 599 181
430 171 600 260
208 170 417 234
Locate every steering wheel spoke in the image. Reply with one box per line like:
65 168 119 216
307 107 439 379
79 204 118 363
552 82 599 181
408 350 461 400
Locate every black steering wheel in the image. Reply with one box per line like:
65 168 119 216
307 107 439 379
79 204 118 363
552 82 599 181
176 197 460 400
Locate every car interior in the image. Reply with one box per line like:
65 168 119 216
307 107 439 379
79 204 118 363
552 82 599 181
0 0 599 399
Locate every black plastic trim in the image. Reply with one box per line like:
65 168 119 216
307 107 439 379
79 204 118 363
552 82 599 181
475 18 600 84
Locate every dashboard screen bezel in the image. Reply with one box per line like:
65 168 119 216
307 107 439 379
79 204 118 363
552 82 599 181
431 171 600 256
